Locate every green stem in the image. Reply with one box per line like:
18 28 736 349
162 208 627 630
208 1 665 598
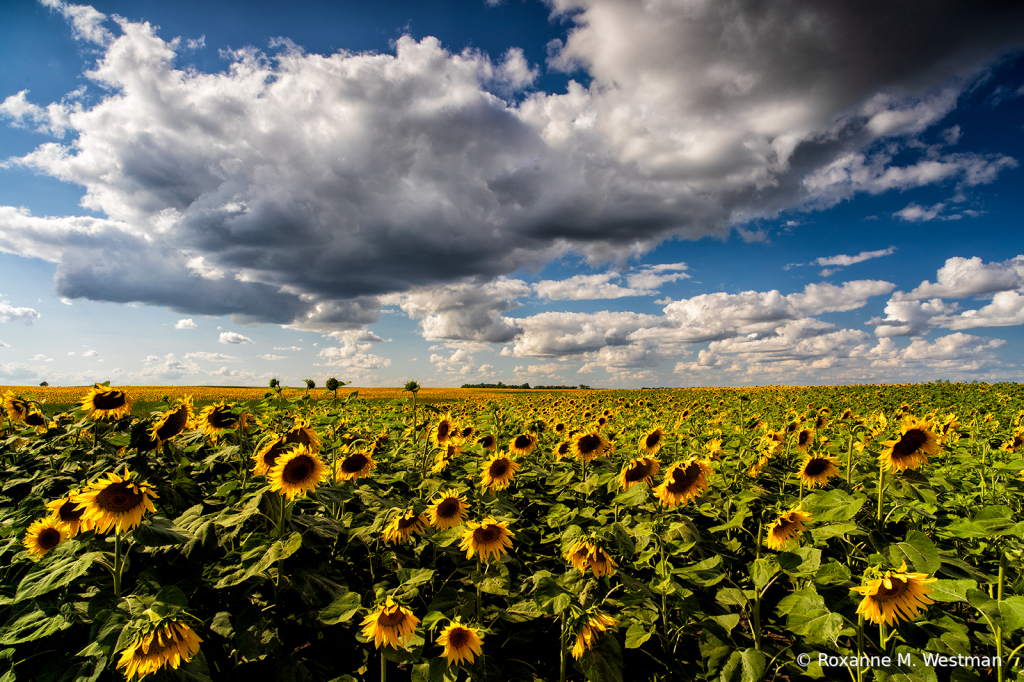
876 466 885 527
846 429 855 485
997 549 1006 682
559 615 568 682
856 615 865 682
879 622 887 654
753 522 763 652
381 647 387 682
113 533 123 599
477 560 484 625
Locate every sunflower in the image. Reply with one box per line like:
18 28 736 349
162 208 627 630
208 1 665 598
23 517 67 559
795 428 815 452
437 621 484 667
3 392 30 424
563 540 617 578
75 469 158 534
46 491 87 537
431 415 456 448
335 449 376 482
149 397 194 447
555 440 573 459
458 425 476 442
23 410 49 432
798 455 840 488
638 427 664 456
283 420 322 453
618 457 660 491
252 437 289 476
361 597 420 649
764 509 812 551
80 384 132 420
554 422 567 435
268 444 328 500
432 443 462 473
116 620 203 680
879 419 940 472
427 490 470 530
704 438 724 461
460 518 515 562
573 432 608 462
476 434 498 452
480 453 519 491
851 563 937 626
571 612 617 659
383 511 429 545
198 402 246 438
654 458 712 508
509 432 537 457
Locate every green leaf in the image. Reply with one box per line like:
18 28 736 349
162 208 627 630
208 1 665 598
775 588 842 645
0 602 70 645
719 648 765 682
612 484 648 506
397 568 435 587
750 558 778 591
12 552 98 604
778 547 821 577
319 592 362 625
813 560 851 585
624 623 653 649
709 507 749 533
214 532 302 588
716 587 749 607
928 579 976 603
967 590 1024 634
579 630 623 682
889 530 940 574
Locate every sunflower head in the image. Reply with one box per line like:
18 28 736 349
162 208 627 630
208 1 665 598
80 384 132 420
432 443 462 473
571 611 617 660
199 402 247 438
799 455 840 488
46 491 87 537
431 415 456 447
382 511 428 545
149 397 194 447
268 444 328 500
509 432 537 456
563 539 617 578
480 453 520 491
476 434 498 452
618 457 660 491
638 427 664 456
851 563 937 626
573 432 608 462
24 517 67 559
879 419 939 472
335 449 377 482
361 597 420 649
437 621 484 667
427 489 470 530
74 469 159 534
252 437 289 476
283 420 322 453
796 428 815 451
116 619 203 680
764 509 812 551
460 518 515 563
654 458 712 508
3 392 31 424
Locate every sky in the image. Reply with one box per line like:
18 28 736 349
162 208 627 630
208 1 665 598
1 0 1024 389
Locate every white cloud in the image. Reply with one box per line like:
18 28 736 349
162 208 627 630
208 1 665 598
185 351 240 362
82 349 99 357
0 300 41 324
273 346 302 351
175 318 197 329
256 354 287 360
894 255 1024 300
317 332 391 371
219 331 254 344
383 278 530 343
32 354 54 362
533 263 689 300
38 0 113 45
814 247 896 267
893 203 943 222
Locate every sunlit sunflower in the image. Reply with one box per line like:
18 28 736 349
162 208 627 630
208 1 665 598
554 422 567 435
879 419 940 472
460 518 515 562
23 517 67 559
149 397 194 447
436 621 483 667
851 563 937 626
618 457 660 491
573 432 608 462
571 612 617 660
23 410 49 432
361 597 420 649
798 454 840 488
382 511 429 545
80 384 132 420
555 439 573 460
116 620 203 680
335 449 376 482
432 444 462 473
480 453 520 491
252 437 289 476
46 491 87 537
282 420 322 453
427 489 470 530
268 444 328 500
476 434 498 452
1003 427 1024 454
509 432 538 457
3 392 30 424
431 415 456 448
795 428 815 452
764 509 812 551
458 425 476 442
198 402 247 438
638 427 664 456
75 469 158 534
704 438 724 461
563 540 617 578
654 458 713 508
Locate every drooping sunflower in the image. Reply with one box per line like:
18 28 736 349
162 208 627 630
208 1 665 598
149 397 194 447
851 563 937 626
476 434 498 452
3 392 31 424
460 518 515 562
618 457 660 491
638 427 665 456
431 415 456 448
23 410 49 432
573 432 608 462
879 419 940 472
335 449 376 482
764 509 812 551
75 469 158 534
252 437 289 476
509 432 538 457
563 540 617 578
795 428 815 452
480 453 520 491
436 621 484 667
382 511 429 545
798 454 840 488
571 612 617 659
117 619 202 680
361 597 420 649
23 517 67 559
654 458 713 508
268 444 328 500
198 402 247 438
427 490 470 530
432 443 462 473
80 384 132 420
282 420 322 453
46 490 88 537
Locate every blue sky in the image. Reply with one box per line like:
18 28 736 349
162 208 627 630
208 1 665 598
1 0 1024 388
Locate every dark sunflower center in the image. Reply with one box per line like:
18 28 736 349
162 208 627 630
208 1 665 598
59 501 84 522
38 527 61 550
157 407 188 439
437 499 460 518
874 579 909 602
798 431 811 446
448 628 470 647
489 460 509 477
479 436 495 448
514 435 531 449
397 516 420 530
667 464 700 493
474 526 500 544
263 442 286 467
645 432 661 448
578 435 602 454
341 454 369 473
555 423 566 433
94 391 127 410
775 519 795 533
283 455 314 483
96 482 143 513
558 442 570 455
804 459 829 476
378 610 408 628
461 427 474 439
625 460 655 482
25 413 46 426
437 423 450 440
208 408 237 428
786 422 798 433
285 429 315 447
893 430 927 458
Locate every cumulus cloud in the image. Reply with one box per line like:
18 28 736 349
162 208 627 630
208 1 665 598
317 332 391 370
256 354 287 360
219 331 254 344
814 247 896 267
534 263 689 300
175 318 197 329
82 349 99 357
383 278 530 343
894 255 1024 300
0 300 41 324
185 351 240 362
1 4 1022 328
273 346 302 351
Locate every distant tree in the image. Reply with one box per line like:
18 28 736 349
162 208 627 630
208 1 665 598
269 378 280 389
39 381 49 387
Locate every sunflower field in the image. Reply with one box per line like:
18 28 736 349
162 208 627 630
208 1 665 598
1 381 1023 682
